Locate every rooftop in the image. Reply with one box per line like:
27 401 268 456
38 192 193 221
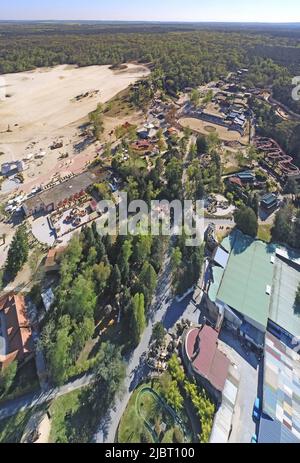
261 193 278 205
45 246 66 269
262 332 300 442
208 266 225 303
269 248 300 338
259 417 299 444
236 171 255 180
185 325 230 392
229 177 243 188
212 246 229 269
215 230 276 329
23 171 98 211
0 293 32 368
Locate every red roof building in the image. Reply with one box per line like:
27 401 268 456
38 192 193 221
44 246 66 272
0 293 33 370
182 325 230 403
228 177 243 188
131 140 152 151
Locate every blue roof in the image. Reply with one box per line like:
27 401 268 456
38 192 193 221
259 417 300 444
263 332 300 440
237 171 255 180
261 193 277 205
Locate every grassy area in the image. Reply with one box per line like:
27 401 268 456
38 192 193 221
48 388 93 443
222 165 243 175
0 406 46 443
257 224 272 243
104 88 135 118
118 381 190 444
0 359 40 405
123 156 148 170
117 384 145 443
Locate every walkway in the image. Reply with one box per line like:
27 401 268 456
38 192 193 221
0 373 94 421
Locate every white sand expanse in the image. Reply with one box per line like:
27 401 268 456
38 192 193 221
0 63 149 194
0 63 149 141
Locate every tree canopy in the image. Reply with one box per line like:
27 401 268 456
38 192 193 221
5 225 29 280
234 206 258 238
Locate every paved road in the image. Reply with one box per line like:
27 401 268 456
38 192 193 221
96 249 174 443
0 373 94 421
96 253 205 443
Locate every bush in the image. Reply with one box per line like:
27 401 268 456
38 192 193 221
173 427 184 443
141 430 152 443
234 206 258 238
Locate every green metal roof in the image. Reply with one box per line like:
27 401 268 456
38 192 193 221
216 230 276 329
208 266 225 302
220 235 232 253
269 252 300 337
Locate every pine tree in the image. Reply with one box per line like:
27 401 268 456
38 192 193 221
5 225 29 279
131 293 146 346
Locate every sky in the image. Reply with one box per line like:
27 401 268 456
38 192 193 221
1 0 300 23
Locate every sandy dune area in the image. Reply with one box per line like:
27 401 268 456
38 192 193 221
0 64 149 141
0 64 149 194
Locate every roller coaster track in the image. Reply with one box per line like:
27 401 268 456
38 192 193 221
135 387 187 443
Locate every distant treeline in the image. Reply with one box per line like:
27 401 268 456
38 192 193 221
0 23 299 113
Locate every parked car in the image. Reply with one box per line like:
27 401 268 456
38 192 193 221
251 434 258 443
253 397 261 421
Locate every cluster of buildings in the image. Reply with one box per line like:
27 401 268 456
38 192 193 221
202 229 300 443
227 170 256 191
226 170 279 213
182 69 252 137
186 101 250 137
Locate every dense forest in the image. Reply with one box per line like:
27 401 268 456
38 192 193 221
0 22 299 103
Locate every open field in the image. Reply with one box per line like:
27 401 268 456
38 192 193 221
179 117 249 145
0 64 149 194
257 224 272 243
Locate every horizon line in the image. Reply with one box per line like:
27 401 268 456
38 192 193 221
1 19 300 24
